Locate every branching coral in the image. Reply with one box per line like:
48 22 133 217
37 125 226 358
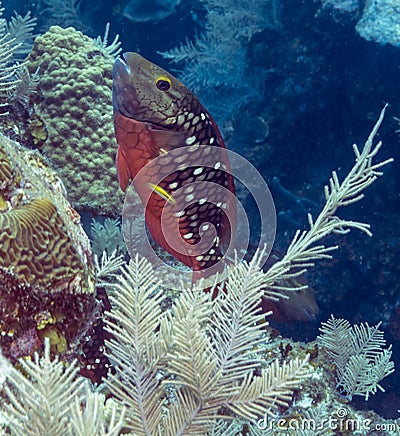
161 0 281 125
104 254 313 434
0 339 125 435
318 315 394 401
90 218 126 257
259 106 393 296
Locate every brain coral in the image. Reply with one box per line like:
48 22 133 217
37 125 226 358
28 26 124 216
0 198 85 288
0 134 96 362
0 135 94 294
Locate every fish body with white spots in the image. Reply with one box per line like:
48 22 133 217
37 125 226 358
112 52 236 281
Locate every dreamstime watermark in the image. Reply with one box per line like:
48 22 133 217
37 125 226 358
122 144 276 288
256 407 399 433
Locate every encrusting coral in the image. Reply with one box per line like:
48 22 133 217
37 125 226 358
0 133 96 362
27 25 124 216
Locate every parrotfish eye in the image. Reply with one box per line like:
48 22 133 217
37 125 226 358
156 75 172 91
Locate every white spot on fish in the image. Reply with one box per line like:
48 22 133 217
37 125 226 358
214 162 221 169
201 224 210 231
169 182 178 189
185 193 195 202
185 186 194 193
185 135 196 145
174 210 185 217
201 113 206 120
199 198 207 204
209 137 215 144
195 255 204 261
193 167 203 175
192 116 200 125
184 233 193 239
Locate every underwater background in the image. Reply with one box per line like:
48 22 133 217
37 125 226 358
3 0 400 420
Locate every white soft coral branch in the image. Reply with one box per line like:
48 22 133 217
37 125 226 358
263 105 393 294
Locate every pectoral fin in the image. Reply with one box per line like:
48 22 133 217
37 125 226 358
148 125 188 155
116 147 131 191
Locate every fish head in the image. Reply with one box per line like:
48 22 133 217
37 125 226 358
112 52 189 127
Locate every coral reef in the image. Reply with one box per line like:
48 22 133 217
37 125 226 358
0 0 397 429
0 133 96 362
356 0 400 47
0 7 35 112
0 339 125 435
0 255 397 435
318 0 360 14
318 0 400 47
27 25 124 216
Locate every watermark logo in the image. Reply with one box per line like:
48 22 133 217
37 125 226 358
256 407 399 433
122 145 276 288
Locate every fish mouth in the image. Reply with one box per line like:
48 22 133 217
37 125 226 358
112 53 138 117
112 54 131 82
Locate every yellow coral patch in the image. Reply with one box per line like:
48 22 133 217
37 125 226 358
0 193 8 211
39 326 68 354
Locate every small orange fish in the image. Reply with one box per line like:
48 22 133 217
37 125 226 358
112 52 236 282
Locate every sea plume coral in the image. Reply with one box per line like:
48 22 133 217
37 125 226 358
318 315 394 401
104 254 312 434
0 339 125 435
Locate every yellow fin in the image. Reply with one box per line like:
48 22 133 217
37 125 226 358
148 182 176 204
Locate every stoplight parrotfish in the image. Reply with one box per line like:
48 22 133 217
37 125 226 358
112 52 236 282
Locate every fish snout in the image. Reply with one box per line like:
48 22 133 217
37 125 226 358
112 54 143 117
112 55 131 83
